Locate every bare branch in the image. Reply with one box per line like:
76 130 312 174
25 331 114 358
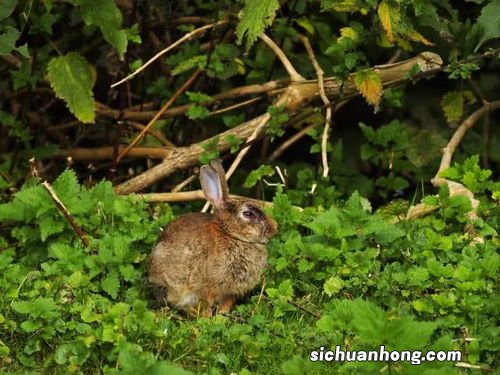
115 52 443 194
208 96 263 116
432 101 500 183
116 69 201 163
139 190 272 206
407 100 500 223
269 123 316 161
126 121 175 147
57 146 170 160
259 33 304 82
300 35 332 177
96 81 282 122
110 20 227 88
42 181 89 247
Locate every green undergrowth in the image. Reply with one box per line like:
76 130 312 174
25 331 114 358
0 157 498 374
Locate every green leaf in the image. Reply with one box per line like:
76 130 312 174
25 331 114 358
171 55 206 75
236 0 280 50
441 91 476 123
72 0 128 59
39 214 65 241
20 320 42 332
0 0 17 21
101 270 120 299
475 0 500 51
0 26 20 55
441 91 463 123
354 70 383 108
47 52 96 123
224 134 243 153
186 91 212 103
244 165 275 188
186 105 210 120
323 276 344 296
11 301 33 314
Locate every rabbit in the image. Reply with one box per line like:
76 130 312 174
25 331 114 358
148 159 278 317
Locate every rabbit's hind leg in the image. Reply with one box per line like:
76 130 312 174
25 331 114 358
217 295 236 314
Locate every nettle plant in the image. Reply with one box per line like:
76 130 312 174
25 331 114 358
0 157 498 373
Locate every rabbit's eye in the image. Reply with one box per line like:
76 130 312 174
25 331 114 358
242 210 256 219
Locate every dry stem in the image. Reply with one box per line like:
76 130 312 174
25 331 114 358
300 35 332 177
259 33 304 82
116 69 201 163
406 100 500 222
111 20 226 88
42 181 89 247
115 52 443 194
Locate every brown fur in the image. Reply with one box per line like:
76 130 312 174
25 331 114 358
148 161 278 317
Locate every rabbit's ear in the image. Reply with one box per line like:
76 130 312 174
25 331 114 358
208 159 229 199
200 164 226 207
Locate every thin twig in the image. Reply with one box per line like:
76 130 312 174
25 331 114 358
467 78 488 105
140 190 278 208
126 121 175 147
288 299 321 318
111 20 227 88
208 96 263 116
42 181 89 247
252 276 267 316
259 33 304 82
114 52 443 194
226 113 271 180
269 123 316 161
433 101 500 181
116 69 201 163
171 174 197 193
407 100 500 222
455 362 495 372
300 35 332 177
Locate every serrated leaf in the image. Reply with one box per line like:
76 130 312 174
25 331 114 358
21 320 42 332
186 91 212 103
11 301 32 314
475 0 500 51
47 52 96 123
186 105 210 120
441 92 463 123
101 271 120 299
32 298 58 319
73 0 127 59
39 214 65 241
236 0 280 50
52 169 83 213
244 165 275 188
378 0 399 43
171 55 206 75
324 276 344 296
377 0 432 46
338 27 359 43
406 28 433 46
0 0 17 21
321 0 364 13
354 70 383 108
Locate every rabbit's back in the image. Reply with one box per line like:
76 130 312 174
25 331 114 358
149 213 214 297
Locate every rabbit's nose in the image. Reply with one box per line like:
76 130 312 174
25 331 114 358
267 218 279 237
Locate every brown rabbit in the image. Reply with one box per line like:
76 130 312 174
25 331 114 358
148 160 278 317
